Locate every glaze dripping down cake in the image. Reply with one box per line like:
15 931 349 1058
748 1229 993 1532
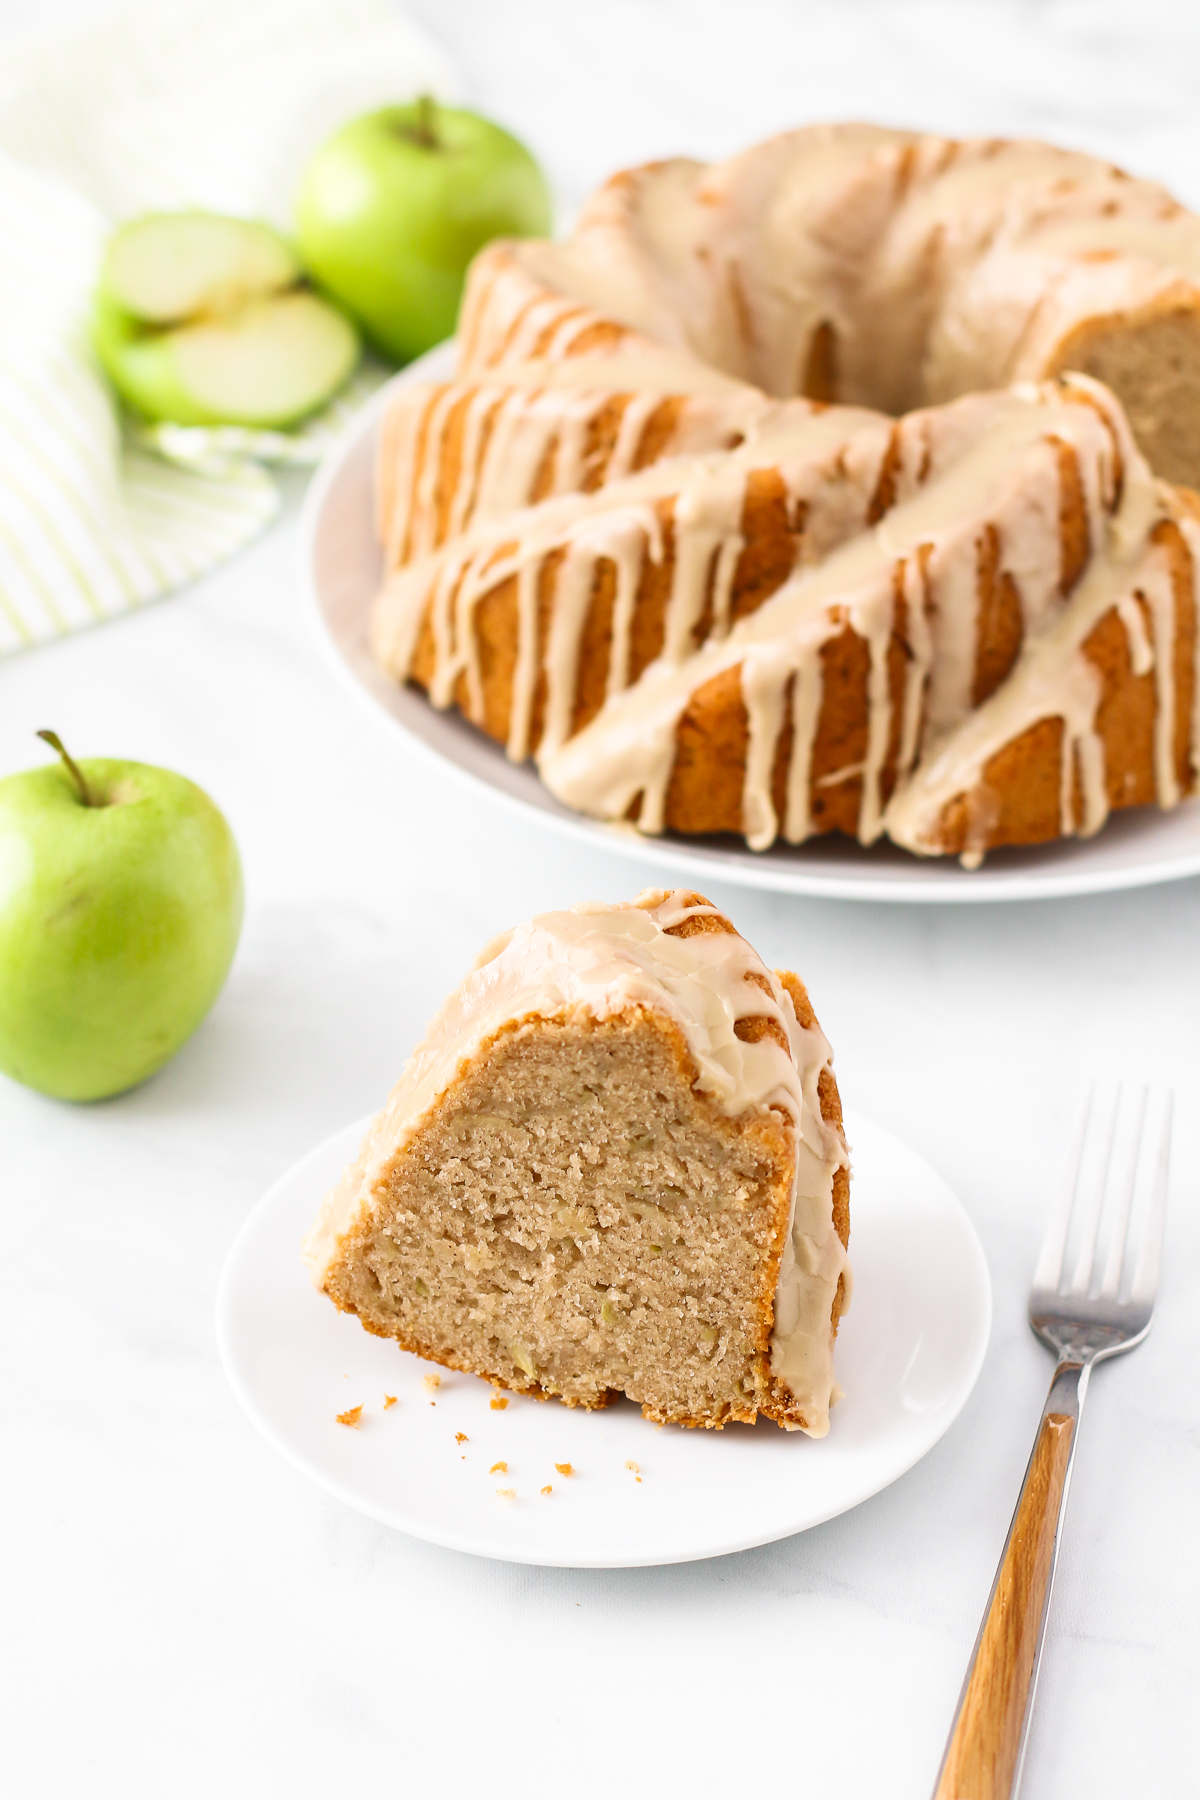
303 890 850 1434
368 125 1200 865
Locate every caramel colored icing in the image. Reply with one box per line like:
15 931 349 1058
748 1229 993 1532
302 891 850 1434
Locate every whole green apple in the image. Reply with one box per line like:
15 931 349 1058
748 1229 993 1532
295 98 553 363
0 734 243 1102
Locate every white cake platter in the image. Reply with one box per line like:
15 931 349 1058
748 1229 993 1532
217 1110 991 1569
302 342 1200 903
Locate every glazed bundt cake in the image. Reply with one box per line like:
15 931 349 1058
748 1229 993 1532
303 889 850 1434
369 125 1200 864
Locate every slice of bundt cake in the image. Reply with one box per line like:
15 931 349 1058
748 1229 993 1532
302 889 851 1435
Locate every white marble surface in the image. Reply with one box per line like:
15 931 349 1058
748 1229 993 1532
2 3 1199 1796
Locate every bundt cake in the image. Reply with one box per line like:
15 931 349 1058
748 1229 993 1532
302 889 851 1435
368 125 1200 864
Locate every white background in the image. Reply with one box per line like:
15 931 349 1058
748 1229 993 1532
2 3 1198 1796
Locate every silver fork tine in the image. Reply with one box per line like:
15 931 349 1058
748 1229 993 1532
1032 1086 1091 1293
1100 1085 1147 1299
1068 1082 1118 1295
1131 1091 1172 1305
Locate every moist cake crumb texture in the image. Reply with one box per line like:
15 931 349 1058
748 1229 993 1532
303 889 850 1435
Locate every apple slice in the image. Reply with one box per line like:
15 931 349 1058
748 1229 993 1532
93 289 360 428
101 212 300 323
93 289 359 430
92 209 362 427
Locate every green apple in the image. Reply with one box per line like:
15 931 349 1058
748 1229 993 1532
0 733 243 1102
92 289 360 429
101 212 301 323
295 97 553 363
92 211 360 428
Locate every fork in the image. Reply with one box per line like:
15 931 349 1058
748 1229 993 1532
931 1084 1172 1800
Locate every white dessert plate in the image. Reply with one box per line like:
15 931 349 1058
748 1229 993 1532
302 341 1200 903
217 1109 991 1568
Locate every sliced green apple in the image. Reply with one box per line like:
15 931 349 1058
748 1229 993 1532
92 290 360 428
101 212 300 324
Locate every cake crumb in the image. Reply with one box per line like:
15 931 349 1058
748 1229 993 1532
624 1460 639 1473
541 1485 553 1496
455 1432 469 1445
383 1395 398 1409
336 1406 363 1428
422 1374 441 1393
495 1487 516 1501
554 1462 574 1477
490 1395 508 1411
489 1461 507 1474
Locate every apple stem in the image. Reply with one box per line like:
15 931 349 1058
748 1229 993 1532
37 729 99 807
410 93 439 150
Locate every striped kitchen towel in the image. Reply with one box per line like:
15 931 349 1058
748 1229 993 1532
0 0 459 656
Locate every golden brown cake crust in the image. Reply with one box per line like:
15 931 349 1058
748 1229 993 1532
927 513 1199 855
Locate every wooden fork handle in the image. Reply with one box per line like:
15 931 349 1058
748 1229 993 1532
932 1361 1088 1800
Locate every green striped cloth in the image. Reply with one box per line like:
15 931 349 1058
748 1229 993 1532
0 0 459 655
